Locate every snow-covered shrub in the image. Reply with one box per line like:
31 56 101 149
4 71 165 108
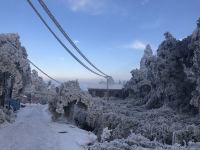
0 109 6 123
71 94 200 146
101 127 112 142
172 125 200 145
89 133 191 150
0 108 16 124
25 70 50 104
48 81 92 122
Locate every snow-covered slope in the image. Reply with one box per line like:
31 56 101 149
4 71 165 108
0 104 96 150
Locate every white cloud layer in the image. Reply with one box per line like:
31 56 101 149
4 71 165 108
60 0 151 15
123 40 146 50
65 0 107 15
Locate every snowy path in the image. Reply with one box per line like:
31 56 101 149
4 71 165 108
0 104 96 150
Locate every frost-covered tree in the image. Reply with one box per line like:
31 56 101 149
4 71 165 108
25 70 49 104
125 22 200 113
0 33 31 123
124 45 153 104
187 18 200 112
140 44 153 71
0 33 31 102
48 81 92 121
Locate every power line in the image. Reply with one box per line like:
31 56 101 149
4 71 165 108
5 39 61 84
27 0 107 79
28 60 61 84
38 0 109 77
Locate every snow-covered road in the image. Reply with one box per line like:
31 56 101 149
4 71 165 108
0 104 96 150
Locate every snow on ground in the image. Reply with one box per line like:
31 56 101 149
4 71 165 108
0 104 97 150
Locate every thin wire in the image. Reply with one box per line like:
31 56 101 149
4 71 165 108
38 0 109 77
5 40 61 84
28 60 61 84
27 0 106 78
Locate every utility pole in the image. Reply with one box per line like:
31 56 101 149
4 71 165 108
106 76 109 100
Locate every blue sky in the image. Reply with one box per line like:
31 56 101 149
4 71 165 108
0 0 199 83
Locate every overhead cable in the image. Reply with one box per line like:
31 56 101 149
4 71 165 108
6 39 61 84
27 0 107 78
38 0 109 77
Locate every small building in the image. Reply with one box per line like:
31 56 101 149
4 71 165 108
88 88 128 99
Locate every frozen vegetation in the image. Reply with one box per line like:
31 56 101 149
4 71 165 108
48 81 93 121
0 34 96 149
23 69 51 104
0 34 31 99
47 18 200 149
1 17 200 150
0 33 31 123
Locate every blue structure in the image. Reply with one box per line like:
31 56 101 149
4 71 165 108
5 99 20 111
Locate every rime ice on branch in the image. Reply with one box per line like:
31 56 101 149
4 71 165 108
0 33 31 100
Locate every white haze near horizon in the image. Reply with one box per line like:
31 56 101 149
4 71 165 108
43 78 125 91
